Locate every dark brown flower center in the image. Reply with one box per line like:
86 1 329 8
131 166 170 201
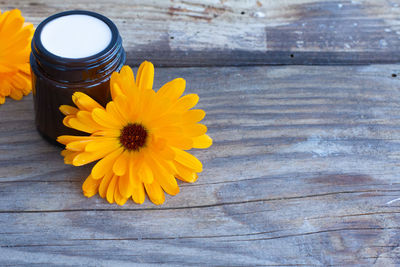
119 123 148 151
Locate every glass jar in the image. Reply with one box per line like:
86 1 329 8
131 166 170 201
30 10 126 144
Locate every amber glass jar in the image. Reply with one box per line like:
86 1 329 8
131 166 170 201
30 10 126 144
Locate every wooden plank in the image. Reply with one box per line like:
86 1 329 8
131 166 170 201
1 0 400 66
1 64 400 265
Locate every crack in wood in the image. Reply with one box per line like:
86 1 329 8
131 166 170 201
0 189 398 213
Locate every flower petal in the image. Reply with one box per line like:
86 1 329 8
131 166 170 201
183 123 207 137
112 150 129 176
60 105 79 116
157 78 185 101
57 135 94 145
144 181 165 205
61 150 79 165
183 109 206 124
72 92 103 111
85 138 119 152
92 107 122 128
174 161 198 183
118 172 134 198
147 154 179 196
72 146 116 166
9 87 23 100
91 147 123 179
136 61 154 91
82 175 101 197
192 134 213 149
98 171 113 198
106 175 118 204
68 117 96 133
137 159 154 184
132 181 145 204
114 180 128 206
173 148 203 172
173 94 199 111
66 139 92 152
110 79 124 99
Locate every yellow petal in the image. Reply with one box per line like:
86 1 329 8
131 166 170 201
62 115 73 128
66 139 92 152
72 146 117 166
93 129 121 138
72 92 103 111
106 175 118 204
85 138 119 152
0 10 23 39
148 140 175 162
114 180 128 206
9 89 23 100
10 72 29 90
137 159 154 184
119 65 138 98
192 134 213 149
118 172 134 198
132 182 145 204
0 64 14 72
173 94 199 111
57 135 94 145
91 147 123 179
137 89 156 122
110 80 124 99
144 181 165 205
120 65 135 85
147 154 179 196
130 160 146 204
92 107 123 129
98 171 113 198
82 175 101 197
68 117 96 133
3 23 33 52
106 101 127 124
173 148 203 172
61 150 79 165
60 105 79 116
136 61 154 91
147 113 181 130
0 81 11 96
76 110 105 131
113 94 129 110
112 150 129 176
183 109 206 124
128 153 141 182
175 161 198 183
157 78 185 101
167 137 193 150
183 123 207 137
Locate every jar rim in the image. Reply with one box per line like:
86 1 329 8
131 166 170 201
32 10 120 66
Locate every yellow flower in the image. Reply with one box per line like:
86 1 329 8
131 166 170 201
58 61 212 205
0 9 34 104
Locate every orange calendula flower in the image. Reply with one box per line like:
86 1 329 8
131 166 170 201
0 9 34 104
58 61 212 205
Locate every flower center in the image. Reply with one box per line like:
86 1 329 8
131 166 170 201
119 123 148 151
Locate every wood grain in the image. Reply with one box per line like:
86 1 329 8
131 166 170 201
1 64 400 265
1 0 400 66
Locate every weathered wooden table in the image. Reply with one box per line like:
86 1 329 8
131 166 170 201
1 0 400 265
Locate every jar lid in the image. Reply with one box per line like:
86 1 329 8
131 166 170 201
31 10 124 84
